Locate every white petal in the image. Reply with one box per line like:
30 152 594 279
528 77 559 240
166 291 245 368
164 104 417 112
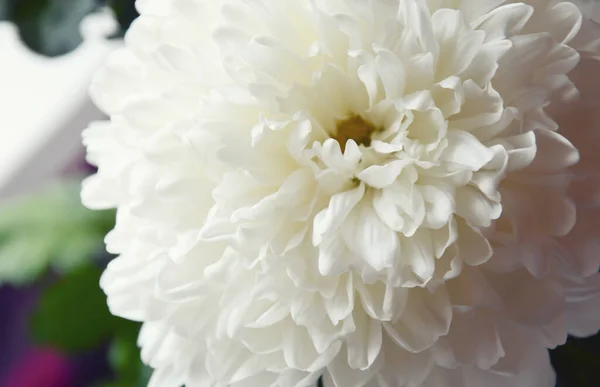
529 129 579 171
441 130 494 171
400 0 439 62
324 275 355 324
313 184 366 245
420 184 455 229
384 288 451 353
346 307 383 370
375 48 406 99
357 160 412 189
401 231 436 284
456 220 493 266
474 3 533 41
455 185 502 227
343 203 399 271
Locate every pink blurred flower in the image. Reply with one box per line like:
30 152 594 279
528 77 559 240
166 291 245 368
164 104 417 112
2 348 74 387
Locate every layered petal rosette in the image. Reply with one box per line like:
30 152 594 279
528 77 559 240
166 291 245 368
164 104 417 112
83 0 600 386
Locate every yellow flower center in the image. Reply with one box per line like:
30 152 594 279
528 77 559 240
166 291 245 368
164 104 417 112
334 115 376 152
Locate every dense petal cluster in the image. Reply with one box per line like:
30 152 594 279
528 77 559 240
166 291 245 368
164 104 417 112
83 0 600 386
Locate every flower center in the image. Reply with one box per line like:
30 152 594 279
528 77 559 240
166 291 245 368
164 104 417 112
334 115 377 152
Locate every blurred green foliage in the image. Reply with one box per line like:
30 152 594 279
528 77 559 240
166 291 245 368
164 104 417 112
30 262 149 385
0 179 149 384
31 263 116 351
105 329 153 386
0 181 115 285
0 0 137 57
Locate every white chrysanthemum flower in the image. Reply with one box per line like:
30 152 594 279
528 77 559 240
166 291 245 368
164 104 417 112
83 0 600 386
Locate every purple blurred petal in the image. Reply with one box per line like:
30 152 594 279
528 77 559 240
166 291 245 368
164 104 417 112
1 348 74 387
0 286 42 380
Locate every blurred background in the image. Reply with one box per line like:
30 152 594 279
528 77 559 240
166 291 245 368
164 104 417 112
0 1 149 386
0 1 599 387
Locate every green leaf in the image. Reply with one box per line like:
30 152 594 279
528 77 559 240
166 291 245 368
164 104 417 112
100 320 152 387
0 180 115 285
0 231 56 285
137 365 153 386
11 0 102 57
93 367 152 387
109 337 138 380
107 319 155 387
108 324 141 381
31 263 117 351
94 383 128 387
